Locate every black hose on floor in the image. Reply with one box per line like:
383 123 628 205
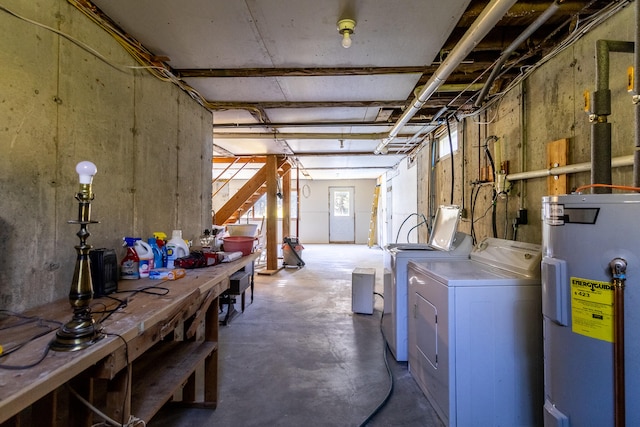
358 293 394 427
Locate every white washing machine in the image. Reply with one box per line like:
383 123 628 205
407 237 543 427
382 232 472 362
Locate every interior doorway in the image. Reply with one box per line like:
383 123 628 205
329 186 355 243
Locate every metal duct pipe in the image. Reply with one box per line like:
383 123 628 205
215 132 392 140
475 1 560 107
506 154 633 181
591 40 635 193
375 0 518 154
634 0 640 186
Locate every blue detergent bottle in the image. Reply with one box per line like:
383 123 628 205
153 232 168 267
148 237 163 270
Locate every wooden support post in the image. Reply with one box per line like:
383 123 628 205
203 297 219 407
32 390 57 427
266 155 279 271
106 365 131 425
282 166 291 239
69 374 94 427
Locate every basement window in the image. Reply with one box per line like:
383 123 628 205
437 124 458 159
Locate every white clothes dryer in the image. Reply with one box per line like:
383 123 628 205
407 237 543 427
382 232 472 362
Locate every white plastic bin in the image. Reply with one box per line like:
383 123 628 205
352 267 375 314
227 224 258 237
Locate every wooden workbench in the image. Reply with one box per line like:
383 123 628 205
0 252 258 426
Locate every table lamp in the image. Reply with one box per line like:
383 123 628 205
50 161 104 351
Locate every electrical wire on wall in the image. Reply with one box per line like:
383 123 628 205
446 117 455 205
469 184 499 245
469 135 506 244
429 135 438 229
484 138 498 238
461 119 466 216
451 0 629 121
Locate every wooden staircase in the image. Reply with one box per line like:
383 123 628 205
213 156 290 226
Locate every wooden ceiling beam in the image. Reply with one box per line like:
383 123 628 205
176 66 428 78
207 100 408 110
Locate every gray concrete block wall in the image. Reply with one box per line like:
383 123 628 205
418 4 636 246
0 0 213 311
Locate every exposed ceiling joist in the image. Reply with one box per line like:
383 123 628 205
87 0 621 179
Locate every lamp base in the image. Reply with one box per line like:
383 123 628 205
50 315 104 352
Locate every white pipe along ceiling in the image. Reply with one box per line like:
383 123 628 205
376 0 518 154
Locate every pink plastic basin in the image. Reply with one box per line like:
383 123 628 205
223 236 254 256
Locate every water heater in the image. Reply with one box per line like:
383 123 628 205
541 193 640 426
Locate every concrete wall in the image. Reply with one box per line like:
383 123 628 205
417 4 636 246
0 0 213 311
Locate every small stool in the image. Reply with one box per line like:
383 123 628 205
220 270 251 325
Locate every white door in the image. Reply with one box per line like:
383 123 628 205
329 186 355 243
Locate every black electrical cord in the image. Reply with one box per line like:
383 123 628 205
0 310 61 369
461 119 466 215
96 285 170 323
0 341 52 370
405 216 430 244
446 117 455 205
0 284 169 371
395 213 427 244
470 183 501 244
358 293 394 427
504 193 510 240
483 140 498 238
491 197 498 238
470 184 480 245
0 310 62 331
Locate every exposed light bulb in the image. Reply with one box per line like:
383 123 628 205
341 32 352 49
76 161 97 184
337 19 356 49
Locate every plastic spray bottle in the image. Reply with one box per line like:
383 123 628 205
121 237 140 280
199 229 214 250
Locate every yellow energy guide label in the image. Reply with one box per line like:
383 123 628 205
571 277 614 342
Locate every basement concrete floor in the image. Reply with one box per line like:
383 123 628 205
152 244 444 427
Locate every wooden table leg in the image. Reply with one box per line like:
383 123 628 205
203 297 219 408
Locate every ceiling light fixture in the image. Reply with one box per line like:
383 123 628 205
337 19 356 49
